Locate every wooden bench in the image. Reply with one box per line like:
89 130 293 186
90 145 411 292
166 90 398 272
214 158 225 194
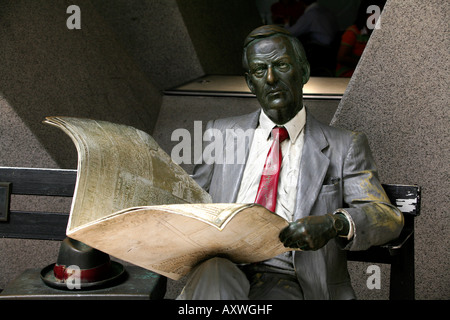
0 167 167 299
0 167 75 240
0 167 420 299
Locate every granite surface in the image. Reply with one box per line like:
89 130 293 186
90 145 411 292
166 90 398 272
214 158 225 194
332 0 449 300
0 0 162 290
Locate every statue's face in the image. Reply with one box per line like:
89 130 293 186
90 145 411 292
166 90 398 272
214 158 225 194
245 36 304 125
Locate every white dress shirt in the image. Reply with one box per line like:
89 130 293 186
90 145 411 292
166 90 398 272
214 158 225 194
236 107 306 222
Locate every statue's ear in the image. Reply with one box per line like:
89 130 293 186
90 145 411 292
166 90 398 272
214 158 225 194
245 72 255 94
302 61 311 85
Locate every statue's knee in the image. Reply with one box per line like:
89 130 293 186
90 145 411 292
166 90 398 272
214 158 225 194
200 257 234 270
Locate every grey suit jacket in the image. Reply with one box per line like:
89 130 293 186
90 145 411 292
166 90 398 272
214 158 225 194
192 109 404 299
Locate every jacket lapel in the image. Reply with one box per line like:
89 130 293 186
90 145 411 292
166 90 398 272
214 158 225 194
294 111 330 220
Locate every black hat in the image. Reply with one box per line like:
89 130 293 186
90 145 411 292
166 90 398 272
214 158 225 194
40 237 125 290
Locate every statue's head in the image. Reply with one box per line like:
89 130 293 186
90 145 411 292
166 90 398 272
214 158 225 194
243 25 310 125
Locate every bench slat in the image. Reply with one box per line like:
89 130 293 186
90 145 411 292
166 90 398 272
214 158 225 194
0 167 76 197
382 184 421 217
0 211 68 240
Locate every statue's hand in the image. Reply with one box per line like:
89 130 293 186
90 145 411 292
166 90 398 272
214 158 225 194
279 214 349 251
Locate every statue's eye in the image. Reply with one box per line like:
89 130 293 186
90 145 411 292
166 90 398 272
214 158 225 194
276 62 290 72
252 66 266 77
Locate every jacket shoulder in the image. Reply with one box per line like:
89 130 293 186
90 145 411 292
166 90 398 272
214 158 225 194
305 112 371 158
307 112 362 140
207 110 260 131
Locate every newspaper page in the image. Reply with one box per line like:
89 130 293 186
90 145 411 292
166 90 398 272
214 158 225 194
67 203 290 280
44 117 290 280
44 116 212 233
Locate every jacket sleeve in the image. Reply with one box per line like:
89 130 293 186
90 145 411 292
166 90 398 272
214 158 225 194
337 132 404 251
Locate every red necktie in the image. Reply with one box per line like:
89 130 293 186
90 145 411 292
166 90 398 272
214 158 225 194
254 126 289 212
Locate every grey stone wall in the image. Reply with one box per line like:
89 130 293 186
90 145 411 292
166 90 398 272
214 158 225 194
331 0 449 300
90 0 204 90
0 0 162 289
0 0 162 169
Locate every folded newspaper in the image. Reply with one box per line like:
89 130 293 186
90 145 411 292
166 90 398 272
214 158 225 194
44 117 290 280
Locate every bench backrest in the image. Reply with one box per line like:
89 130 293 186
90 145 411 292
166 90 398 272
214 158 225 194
0 167 76 240
0 167 421 239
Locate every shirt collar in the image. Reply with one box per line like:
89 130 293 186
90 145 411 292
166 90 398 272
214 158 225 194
259 107 306 144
